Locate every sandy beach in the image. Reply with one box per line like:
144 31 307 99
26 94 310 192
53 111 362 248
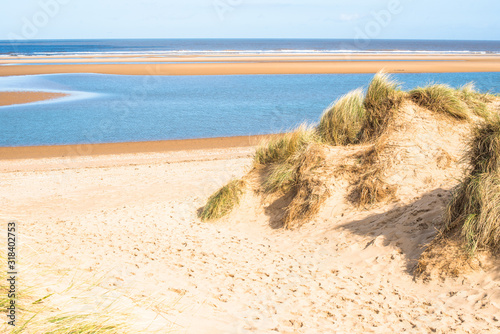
1 54 500 76
1 139 499 332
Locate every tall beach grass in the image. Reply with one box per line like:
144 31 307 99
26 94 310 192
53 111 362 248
318 89 365 146
445 116 500 254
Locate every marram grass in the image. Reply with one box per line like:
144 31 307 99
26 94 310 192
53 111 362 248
282 144 329 229
362 71 405 140
445 116 500 254
263 161 297 194
254 124 318 166
457 82 489 118
409 83 470 120
318 88 366 146
199 179 245 221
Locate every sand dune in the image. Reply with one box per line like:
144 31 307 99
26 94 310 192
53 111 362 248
1 101 499 332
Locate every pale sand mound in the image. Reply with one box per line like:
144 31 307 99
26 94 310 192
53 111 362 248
1 103 500 332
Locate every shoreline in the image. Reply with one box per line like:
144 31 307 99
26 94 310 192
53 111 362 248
2 60 500 76
1 54 499 76
0 134 280 160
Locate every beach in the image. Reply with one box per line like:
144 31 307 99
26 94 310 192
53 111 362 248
1 53 500 77
1 142 499 332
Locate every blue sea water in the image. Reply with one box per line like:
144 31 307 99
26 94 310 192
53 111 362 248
1 39 500 56
0 72 499 147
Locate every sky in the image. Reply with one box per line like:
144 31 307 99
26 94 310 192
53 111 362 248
1 0 499 40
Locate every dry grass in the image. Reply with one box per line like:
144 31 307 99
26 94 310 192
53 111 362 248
444 116 500 254
282 144 330 229
350 169 397 207
254 124 318 166
409 84 470 120
0 256 133 334
199 179 245 221
415 230 480 281
345 141 397 207
361 71 405 141
318 89 365 145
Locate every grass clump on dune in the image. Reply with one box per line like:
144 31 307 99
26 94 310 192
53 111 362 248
263 161 297 194
318 89 366 146
445 116 500 254
254 124 318 166
457 82 490 118
317 71 403 145
262 143 329 229
199 179 245 221
282 144 329 228
343 141 397 207
409 84 470 120
361 71 405 140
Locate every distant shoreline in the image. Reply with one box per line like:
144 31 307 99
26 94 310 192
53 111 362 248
1 53 499 76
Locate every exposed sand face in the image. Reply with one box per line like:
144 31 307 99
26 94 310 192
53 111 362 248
1 141 499 333
0 91 68 106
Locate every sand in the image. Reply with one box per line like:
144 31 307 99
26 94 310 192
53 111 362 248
1 54 499 76
1 139 499 332
0 90 68 106
0 135 280 160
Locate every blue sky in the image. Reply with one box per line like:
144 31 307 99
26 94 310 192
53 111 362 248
1 0 499 40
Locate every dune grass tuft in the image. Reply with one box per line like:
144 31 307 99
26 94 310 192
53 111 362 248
199 179 245 221
457 82 489 118
362 71 405 141
318 89 366 145
254 124 318 166
345 141 397 207
263 161 297 194
282 144 329 229
409 84 470 120
445 116 500 254
467 116 500 175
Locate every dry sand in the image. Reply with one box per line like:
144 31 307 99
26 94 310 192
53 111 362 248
1 135 499 332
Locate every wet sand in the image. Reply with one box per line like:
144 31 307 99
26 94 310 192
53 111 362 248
1 54 499 76
0 90 68 106
0 134 281 160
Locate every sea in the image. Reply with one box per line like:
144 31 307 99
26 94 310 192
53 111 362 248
2 39 500 56
0 39 499 147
